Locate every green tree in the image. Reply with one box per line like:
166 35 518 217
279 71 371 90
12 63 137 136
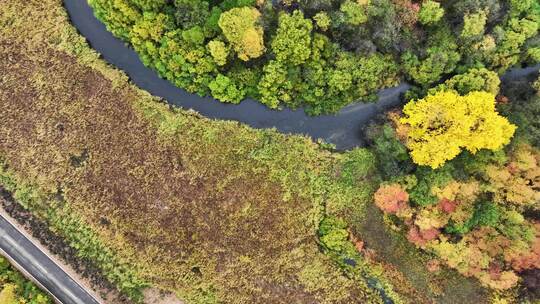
271 10 313 65
402 27 460 86
182 25 205 45
527 47 540 63
340 0 368 25
130 12 173 65
461 11 487 38
418 0 444 25
257 60 294 108
131 0 168 12
313 11 331 31
208 74 245 103
207 40 229 65
174 0 210 29
0 284 17 304
88 0 141 40
509 0 535 16
429 68 500 95
488 18 539 72
218 7 265 61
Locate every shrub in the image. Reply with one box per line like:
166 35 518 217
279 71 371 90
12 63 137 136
318 217 351 253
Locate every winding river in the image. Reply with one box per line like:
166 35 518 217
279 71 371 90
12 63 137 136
63 0 539 150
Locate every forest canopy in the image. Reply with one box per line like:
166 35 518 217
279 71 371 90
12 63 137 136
88 0 539 114
368 73 540 298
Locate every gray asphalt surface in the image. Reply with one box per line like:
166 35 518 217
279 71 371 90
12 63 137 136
0 214 100 304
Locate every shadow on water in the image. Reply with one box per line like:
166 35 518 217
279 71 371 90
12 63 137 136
63 1 539 151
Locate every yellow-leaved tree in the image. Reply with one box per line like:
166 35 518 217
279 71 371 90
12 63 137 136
218 7 265 61
400 91 516 168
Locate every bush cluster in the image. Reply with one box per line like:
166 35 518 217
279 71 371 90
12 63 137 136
0 256 52 304
88 0 539 114
369 76 540 293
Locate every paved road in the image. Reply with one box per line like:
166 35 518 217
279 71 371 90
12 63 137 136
0 214 101 304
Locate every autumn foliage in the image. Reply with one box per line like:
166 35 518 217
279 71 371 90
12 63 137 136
400 91 516 168
374 144 540 290
374 184 409 214
218 7 265 61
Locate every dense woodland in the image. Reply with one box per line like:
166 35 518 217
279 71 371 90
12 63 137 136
88 0 539 114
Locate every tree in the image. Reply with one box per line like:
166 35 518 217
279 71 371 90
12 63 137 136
131 0 168 12
257 60 294 108
208 74 245 103
207 40 229 66
527 47 540 64
174 0 210 29
313 12 331 31
488 18 539 72
0 284 17 304
461 10 487 38
218 7 265 61
418 0 444 25
130 12 173 65
428 68 500 95
181 25 205 45
271 10 313 65
400 91 516 168
340 0 368 25
374 184 409 214
401 26 460 86
509 0 535 16
88 0 142 40
450 0 501 25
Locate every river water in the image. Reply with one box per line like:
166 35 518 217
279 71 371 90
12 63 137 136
63 1 539 150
